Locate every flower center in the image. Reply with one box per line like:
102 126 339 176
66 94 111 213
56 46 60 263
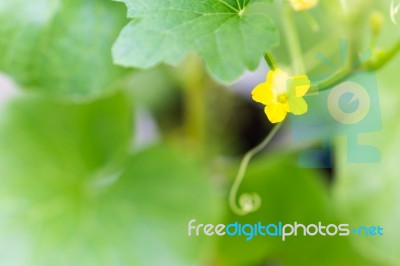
277 93 288 104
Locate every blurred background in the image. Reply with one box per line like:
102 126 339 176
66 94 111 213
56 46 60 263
0 0 399 265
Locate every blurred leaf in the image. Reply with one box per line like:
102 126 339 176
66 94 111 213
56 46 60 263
217 152 378 266
0 92 134 173
127 66 179 111
112 0 278 83
0 0 128 99
107 146 221 266
0 94 220 265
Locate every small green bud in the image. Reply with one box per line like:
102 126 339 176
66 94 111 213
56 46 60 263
370 11 384 36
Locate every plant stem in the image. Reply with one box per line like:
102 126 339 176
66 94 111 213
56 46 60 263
364 40 400 71
181 56 207 155
264 51 278 70
309 40 400 93
309 67 352 93
229 122 283 216
282 3 305 74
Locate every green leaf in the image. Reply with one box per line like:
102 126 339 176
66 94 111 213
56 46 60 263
0 0 128 99
112 0 278 83
0 94 220 265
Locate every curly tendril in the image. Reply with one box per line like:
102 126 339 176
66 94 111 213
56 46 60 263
229 123 283 216
391 0 400 25
339 0 348 14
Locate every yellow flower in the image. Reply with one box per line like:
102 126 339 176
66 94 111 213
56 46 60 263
252 69 310 123
288 0 318 11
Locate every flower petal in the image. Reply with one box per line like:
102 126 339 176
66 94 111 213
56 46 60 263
270 69 290 95
288 96 308 115
252 83 273 105
288 75 310 97
289 0 319 12
264 103 288 123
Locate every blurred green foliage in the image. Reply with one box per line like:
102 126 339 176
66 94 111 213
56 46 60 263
0 0 128 99
0 0 399 265
0 93 220 265
333 47 400 266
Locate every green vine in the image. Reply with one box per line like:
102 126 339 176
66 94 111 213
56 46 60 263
229 2 400 216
